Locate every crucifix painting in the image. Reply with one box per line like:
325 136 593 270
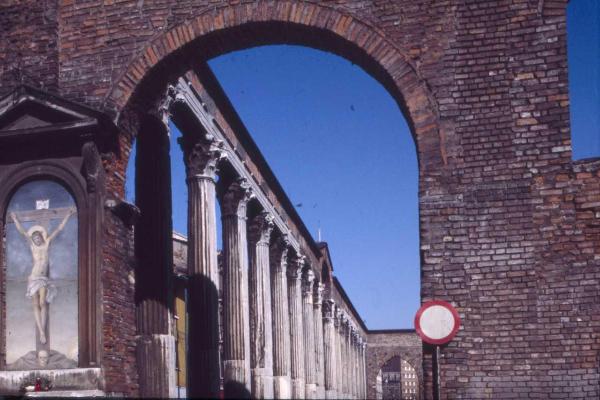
4 180 78 370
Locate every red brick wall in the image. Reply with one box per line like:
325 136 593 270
100 210 138 395
0 0 59 93
1 1 598 398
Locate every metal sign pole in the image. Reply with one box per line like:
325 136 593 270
414 300 459 400
433 345 441 400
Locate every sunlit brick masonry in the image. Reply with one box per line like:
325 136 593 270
1 1 599 399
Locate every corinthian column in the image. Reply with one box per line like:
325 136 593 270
359 340 366 399
364 343 367 399
288 256 306 399
351 330 358 399
341 316 350 399
335 308 344 399
323 300 337 399
348 330 354 400
270 235 292 399
179 132 222 398
313 283 325 399
302 269 317 399
220 178 253 398
135 111 176 398
248 212 275 399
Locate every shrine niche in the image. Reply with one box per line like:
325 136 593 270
0 86 108 394
5 180 78 370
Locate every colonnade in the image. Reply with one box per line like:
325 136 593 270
136 79 368 399
178 128 367 399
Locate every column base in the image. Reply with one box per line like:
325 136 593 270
305 382 317 399
325 389 337 399
223 359 251 398
291 378 305 399
251 367 274 399
136 334 177 399
315 385 325 399
273 375 291 399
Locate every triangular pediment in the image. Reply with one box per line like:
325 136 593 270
0 85 113 141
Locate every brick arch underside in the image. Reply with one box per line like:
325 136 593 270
367 348 424 400
105 1 444 171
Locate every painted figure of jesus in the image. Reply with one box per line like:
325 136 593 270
10 209 75 344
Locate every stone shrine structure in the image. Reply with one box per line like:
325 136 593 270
0 1 599 399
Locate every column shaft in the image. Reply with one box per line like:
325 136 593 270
335 311 343 399
302 270 317 398
220 180 252 398
361 343 367 399
180 135 221 399
349 333 355 400
342 322 350 398
248 213 275 399
288 257 306 399
323 300 337 399
313 285 325 399
271 236 292 399
352 334 358 399
135 113 176 398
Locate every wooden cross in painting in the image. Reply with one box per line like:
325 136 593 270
8 204 76 352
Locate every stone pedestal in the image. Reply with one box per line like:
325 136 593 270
179 134 222 398
136 334 177 398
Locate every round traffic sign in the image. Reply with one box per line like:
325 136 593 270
414 300 460 345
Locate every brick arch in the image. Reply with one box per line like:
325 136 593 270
105 0 445 170
367 348 424 400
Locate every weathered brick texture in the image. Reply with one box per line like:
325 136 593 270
101 210 138 396
1 1 598 398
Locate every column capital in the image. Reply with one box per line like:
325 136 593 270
323 299 336 319
344 319 352 335
335 307 344 325
269 234 290 273
287 255 305 280
178 133 224 181
248 211 274 246
302 268 315 296
313 282 325 307
220 177 254 218
146 84 185 128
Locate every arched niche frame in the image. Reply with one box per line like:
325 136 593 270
0 161 100 370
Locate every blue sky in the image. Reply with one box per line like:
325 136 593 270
567 0 600 160
207 47 419 329
126 1 599 329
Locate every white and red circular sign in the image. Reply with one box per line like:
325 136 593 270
414 300 460 345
